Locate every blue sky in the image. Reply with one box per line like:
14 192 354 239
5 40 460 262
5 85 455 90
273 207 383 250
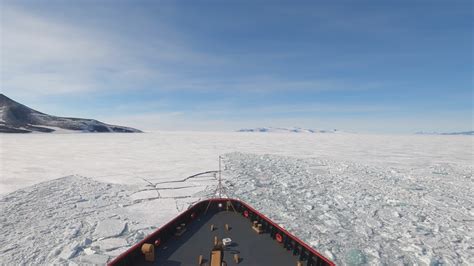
1 0 472 132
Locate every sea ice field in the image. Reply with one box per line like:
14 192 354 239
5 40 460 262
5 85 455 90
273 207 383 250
0 132 472 265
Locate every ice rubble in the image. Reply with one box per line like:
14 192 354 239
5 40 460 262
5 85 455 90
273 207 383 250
0 174 213 265
222 153 474 265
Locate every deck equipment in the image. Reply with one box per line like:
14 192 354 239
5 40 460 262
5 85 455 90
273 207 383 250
108 157 334 266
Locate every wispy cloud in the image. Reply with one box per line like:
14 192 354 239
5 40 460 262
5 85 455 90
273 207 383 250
162 76 381 93
1 4 380 98
98 101 398 131
2 6 115 94
1 4 220 96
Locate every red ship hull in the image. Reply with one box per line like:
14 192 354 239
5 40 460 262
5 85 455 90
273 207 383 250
109 198 334 266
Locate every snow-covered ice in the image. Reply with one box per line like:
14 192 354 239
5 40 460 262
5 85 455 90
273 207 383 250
0 175 205 264
0 132 473 265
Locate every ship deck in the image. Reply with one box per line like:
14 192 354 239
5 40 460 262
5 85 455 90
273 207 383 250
136 210 300 266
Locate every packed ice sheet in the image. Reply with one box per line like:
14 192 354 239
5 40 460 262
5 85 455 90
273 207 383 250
2 132 472 195
0 132 473 265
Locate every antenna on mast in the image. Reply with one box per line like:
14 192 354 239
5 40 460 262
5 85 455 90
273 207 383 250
204 155 238 214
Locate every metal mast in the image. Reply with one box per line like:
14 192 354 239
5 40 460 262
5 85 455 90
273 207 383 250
205 155 238 214
218 155 223 198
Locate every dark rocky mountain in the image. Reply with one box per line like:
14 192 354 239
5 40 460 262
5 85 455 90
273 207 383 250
0 94 142 133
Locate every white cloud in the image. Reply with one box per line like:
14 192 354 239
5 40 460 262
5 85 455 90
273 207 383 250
1 6 113 94
95 101 398 132
0 5 220 96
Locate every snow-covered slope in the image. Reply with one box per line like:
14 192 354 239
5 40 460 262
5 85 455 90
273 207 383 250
237 127 338 133
0 94 141 133
0 132 472 265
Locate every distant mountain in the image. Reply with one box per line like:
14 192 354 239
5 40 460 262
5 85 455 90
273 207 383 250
0 94 142 133
415 131 473 136
237 127 338 133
